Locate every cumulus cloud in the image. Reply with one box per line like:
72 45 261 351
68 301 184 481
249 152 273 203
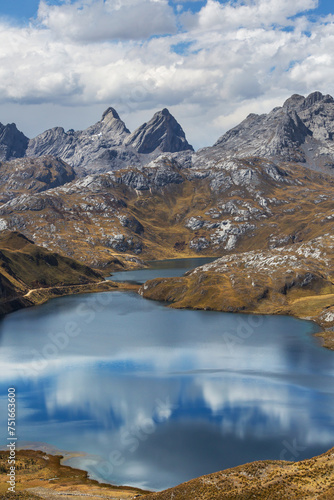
0 0 333 147
37 0 176 41
184 0 318 31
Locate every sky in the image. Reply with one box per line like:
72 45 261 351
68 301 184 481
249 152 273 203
0 0 334 149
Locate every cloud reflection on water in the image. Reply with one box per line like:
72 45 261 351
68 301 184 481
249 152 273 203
0 291 333 489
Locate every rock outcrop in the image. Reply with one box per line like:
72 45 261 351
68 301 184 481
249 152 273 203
0 156 75 203
0 122 29 161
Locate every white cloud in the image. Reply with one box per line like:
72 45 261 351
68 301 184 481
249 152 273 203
0 0 333 148
189 0 318 31
37 0 176 41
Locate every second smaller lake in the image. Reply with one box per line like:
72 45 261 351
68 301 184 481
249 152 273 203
108 257 216 284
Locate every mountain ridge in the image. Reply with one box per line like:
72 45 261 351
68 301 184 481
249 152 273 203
2 90 334 175
0 91 334 271
211 90 334 171
26 107 193 175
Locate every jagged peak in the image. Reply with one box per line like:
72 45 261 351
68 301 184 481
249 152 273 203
0 121 29 161
283 93 305 109
0 122 27 134
154 108 171 118
102 107 121 121
124 108 193 154
283 91 334 111
305 90 326 106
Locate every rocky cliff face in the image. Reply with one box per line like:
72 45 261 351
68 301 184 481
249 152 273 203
212 91 334 172
26 107 193 175
124 108 194 154
0 156 75 203
26 107 135 175
0 122 29 161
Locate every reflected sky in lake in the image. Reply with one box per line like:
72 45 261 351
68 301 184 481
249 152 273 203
0 283 334 490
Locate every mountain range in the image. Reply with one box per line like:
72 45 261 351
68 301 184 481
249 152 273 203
3 90 334 176
1 106 193 175
0 91 333 270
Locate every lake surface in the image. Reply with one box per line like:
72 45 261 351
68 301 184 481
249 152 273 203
0 259 334 491
107 257 216 284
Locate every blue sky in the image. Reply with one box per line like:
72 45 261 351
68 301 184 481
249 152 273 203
0 0 334 148
1 0 333 23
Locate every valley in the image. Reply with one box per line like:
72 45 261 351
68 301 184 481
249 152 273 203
0 91 334 499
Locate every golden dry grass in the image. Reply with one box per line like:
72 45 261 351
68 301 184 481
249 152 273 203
0 450 147 499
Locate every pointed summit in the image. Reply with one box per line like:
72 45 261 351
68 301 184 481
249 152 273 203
102 107 121 120
125 108 193 154
87 106 130 139
27 106 131 173
100 107 130 136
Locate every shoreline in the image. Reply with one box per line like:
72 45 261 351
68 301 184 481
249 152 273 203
0 258 333 351
1 259 334 498
1 445 334 499
0 449 150 499
0 279 140 317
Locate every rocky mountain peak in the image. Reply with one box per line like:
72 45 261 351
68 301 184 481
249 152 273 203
102 107 121 121
99 107 130 136
87 107 130 138
2 106 194 175
159 108 171 117
125 108 194 154
212 91 334 170
26 107 132 174
283 91 334 111
282 93 305 110
0 122 29 161
305 90 325 106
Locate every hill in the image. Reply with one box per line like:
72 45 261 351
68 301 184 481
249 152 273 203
144 446 334 500
0 231 136 315
1 447 333 499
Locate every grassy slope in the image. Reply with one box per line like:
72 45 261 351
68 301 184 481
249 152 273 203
0 231 135 315
1 447 333 499
0 450 147 499
144 447 334 500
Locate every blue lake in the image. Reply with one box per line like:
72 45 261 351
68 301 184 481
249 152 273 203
0 259 334 491
107 257 216 284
